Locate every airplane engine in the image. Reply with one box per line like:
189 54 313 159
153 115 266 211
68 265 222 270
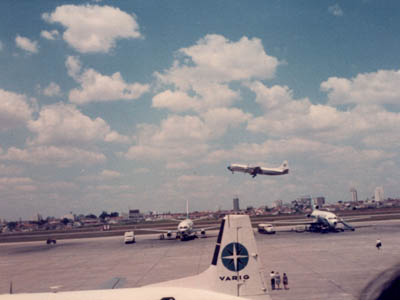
167 231 172 237
200 229 206 237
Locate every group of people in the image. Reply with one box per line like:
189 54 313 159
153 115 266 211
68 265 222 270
270 271 289 290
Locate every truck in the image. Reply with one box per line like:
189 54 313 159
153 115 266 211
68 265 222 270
124 231 135 244
257 223 276 234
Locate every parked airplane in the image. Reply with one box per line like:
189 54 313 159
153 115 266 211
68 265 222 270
2 215 271 300
306 205 356 232
271 204 357 233
139 201 219 241
227 160 289 178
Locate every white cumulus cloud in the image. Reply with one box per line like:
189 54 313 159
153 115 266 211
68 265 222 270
0 89 33 130
42 82 61 97
321 69 400 105
43 4 142 53
244 80 400 153
65 56 82 80
40 29 59 40
28 103 129 145
77 169 121 182
156 34 279 91
15 35 38 53
125 115 210 165
153 34 279 113
0 146 106 167
66 56 149 104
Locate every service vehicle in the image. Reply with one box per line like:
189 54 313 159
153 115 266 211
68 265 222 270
124 231 135 244
257 223 276 234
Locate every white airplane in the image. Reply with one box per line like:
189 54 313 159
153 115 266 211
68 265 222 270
271 204 357 233
227 161 289 178
139 201 219 241
1 215 271 300
306 205 356 232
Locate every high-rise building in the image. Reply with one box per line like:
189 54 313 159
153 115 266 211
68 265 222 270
273 200 283 208
375 186 384 202
350 188 358 202
312 197 325 207
233 197 240 211
298 195 312 207
129 209 144 222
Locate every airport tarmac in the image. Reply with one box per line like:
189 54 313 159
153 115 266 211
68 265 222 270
0 219 399 300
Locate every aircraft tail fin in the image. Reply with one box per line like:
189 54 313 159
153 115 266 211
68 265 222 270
151 215 269 298
280 160 289 171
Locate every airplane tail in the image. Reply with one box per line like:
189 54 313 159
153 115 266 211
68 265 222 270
279 160 289 171
151 215 269 298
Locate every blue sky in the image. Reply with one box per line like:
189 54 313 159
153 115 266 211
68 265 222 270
1 0 400 220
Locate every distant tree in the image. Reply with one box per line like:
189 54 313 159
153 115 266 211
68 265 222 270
7 221 18 231
61 218 70 225
99 211 110 220
85 214 97 219
110 212 119 218
38 219 48 226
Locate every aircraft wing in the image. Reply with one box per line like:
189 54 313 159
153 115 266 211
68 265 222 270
227 164 255 174
338 216 371 222
268 219 316 225
135 228 177 234
193 225 220 232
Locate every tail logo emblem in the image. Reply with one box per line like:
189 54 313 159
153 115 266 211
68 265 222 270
221 242 249 272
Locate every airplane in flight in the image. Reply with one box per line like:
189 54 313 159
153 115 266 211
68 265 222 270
227 160 289 178
2 214 271 300
138 201 219 241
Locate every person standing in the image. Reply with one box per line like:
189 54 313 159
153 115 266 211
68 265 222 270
275 271 281 289
270 271 275 290
283 273 289 289
376 239 382 250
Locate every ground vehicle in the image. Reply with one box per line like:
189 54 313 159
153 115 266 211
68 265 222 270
46 239 56 244
257 223 276 234
124 231 135 244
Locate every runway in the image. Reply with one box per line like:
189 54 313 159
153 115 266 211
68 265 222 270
0 220 399 300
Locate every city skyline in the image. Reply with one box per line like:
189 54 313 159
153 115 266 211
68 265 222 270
1 1 400 219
